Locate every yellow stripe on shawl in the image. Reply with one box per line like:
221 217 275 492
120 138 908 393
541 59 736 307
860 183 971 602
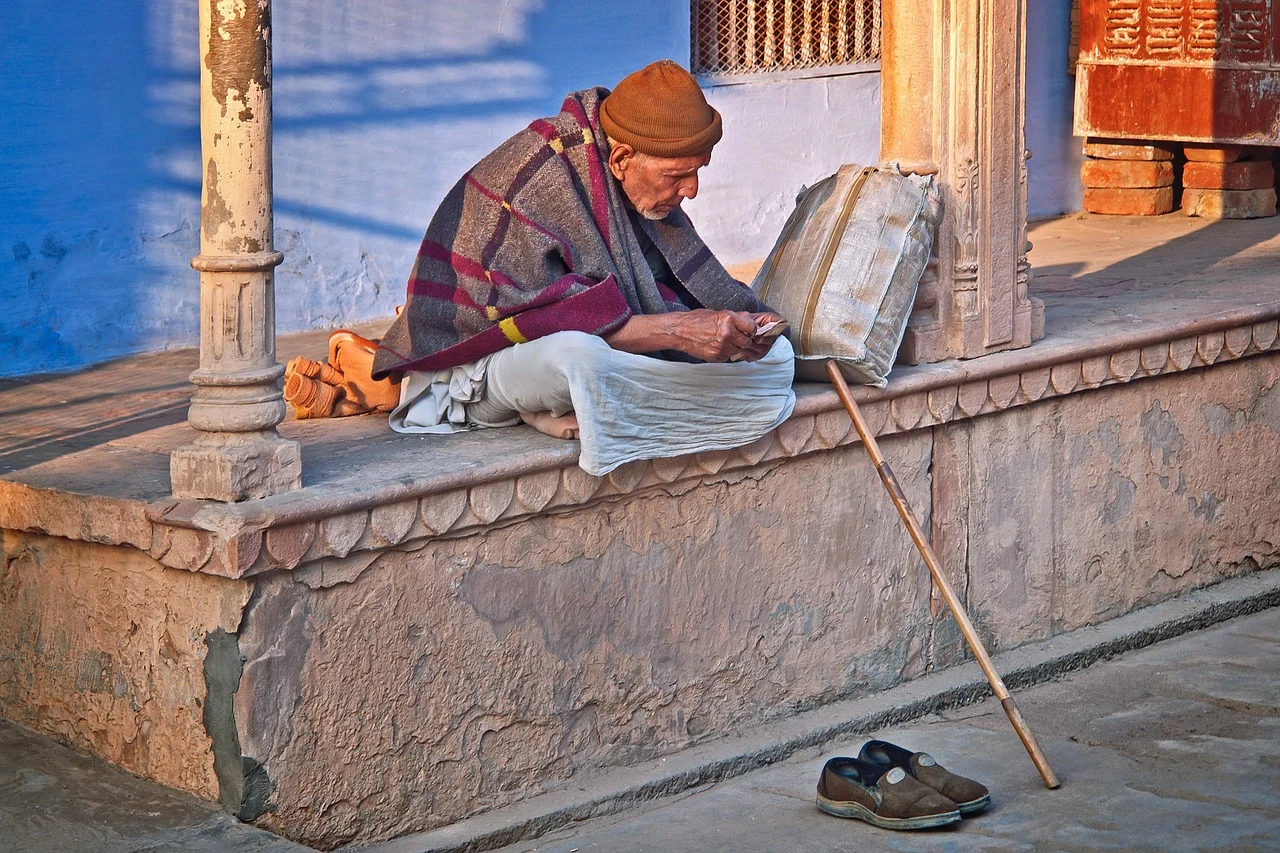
498 317 528 344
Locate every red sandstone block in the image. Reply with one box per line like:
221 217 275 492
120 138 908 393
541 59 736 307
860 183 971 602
1182 144 1245 163
1083 186 1174 216
1183 188 1277 219
1182 160 1275 191
1080 158 1173 188
1083 140 1174 161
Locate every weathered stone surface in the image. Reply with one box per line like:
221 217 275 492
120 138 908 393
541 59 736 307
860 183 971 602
1080 158 1174 188
1183 188 1278 220
954 355 1280 645
0 532 250 800
233 437 937 848
1083 186 1174 216
170 432 301 503
1083 140 1174 161
1182 143 1246 163
1182 160 1275 191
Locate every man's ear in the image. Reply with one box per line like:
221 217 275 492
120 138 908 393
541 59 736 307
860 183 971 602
607 143 635 181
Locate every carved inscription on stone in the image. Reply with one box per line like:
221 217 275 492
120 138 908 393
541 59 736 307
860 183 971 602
1097 1 1274 63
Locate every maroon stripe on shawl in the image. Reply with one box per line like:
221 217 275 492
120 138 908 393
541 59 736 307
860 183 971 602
528 118 558 141
508 276 632 341
465 175 575 270
408 277 488 315
675 245 714 282
417 239 521 290
655 282 681 304
388 274 632 373
561 96 611 245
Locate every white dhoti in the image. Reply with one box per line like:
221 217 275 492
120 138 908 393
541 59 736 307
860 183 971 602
389 331 797 476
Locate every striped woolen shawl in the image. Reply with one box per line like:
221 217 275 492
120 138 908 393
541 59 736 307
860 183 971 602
371 87 771 380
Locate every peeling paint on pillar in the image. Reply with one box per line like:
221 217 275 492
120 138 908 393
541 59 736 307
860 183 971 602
201 160 234 245
204 0 270 123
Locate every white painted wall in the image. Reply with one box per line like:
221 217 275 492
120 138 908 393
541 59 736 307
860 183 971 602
689 72 882 266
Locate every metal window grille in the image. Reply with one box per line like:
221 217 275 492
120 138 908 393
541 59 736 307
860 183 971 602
692 0 881 76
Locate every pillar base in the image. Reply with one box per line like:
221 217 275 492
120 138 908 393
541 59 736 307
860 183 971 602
900 297 1044 364
171 431 301 502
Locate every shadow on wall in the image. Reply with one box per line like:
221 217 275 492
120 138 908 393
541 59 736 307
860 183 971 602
0 0 687 379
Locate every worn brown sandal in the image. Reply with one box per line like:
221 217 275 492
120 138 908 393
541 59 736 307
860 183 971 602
816 756 961 830
858 740 991 815
283 372 342 419
328 330 401 413
285 355 343 387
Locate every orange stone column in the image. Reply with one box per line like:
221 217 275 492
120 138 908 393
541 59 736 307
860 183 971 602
882 0 1044 364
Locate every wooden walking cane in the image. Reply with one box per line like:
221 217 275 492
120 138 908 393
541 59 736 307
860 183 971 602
826 361 1061 790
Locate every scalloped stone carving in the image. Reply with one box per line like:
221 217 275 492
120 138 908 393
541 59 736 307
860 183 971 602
515 471 560 514
776 416 816 456
813 409 852 449
1254 320 1279 352
1019 367 1051 402
1140 344 1169 375
927 385 959 422
367 500 418 547
1198 333 1224 365
468 480 516 526
420 490 467 535
1168 338 1197 371
265 522 317 569
1109 350 1140 382
987 374 1020 409
121 319 1280 579
956 381 988 417
1224 326 1254 358
890 393 927 432
1050 363 1081 394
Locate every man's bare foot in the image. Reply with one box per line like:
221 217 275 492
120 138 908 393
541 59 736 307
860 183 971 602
520 411 580 440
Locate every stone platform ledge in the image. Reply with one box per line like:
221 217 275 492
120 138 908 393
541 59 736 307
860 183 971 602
2 304 1278 582
352 566 1280 853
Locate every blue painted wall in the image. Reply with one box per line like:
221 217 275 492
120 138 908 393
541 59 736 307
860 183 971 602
1 1 1076 379
1026 0 1083 219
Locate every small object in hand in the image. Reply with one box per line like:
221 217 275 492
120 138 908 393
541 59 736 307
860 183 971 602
753 318 789 342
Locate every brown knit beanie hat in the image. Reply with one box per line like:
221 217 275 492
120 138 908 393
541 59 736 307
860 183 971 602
600 60 722 158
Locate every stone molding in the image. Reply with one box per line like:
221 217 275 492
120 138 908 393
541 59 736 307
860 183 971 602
5 314 1274 582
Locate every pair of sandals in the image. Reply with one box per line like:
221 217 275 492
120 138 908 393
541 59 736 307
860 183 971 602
283 331 401 419
816 739 991 831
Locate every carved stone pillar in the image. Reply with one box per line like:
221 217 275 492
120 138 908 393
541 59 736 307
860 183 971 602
170 0 300 501
882 0 1045 365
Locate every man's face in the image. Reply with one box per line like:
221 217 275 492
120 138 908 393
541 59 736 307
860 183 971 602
608 144 713 220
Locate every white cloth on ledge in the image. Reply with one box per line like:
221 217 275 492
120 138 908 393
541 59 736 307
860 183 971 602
388 331 796 476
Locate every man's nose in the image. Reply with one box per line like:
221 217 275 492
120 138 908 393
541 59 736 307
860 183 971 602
679 175 699 200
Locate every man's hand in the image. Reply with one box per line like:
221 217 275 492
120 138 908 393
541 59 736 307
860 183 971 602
606 310 785 362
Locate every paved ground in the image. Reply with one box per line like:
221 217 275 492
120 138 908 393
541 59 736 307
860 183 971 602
0 721 314 853
488 607 1280 853
2 606 1274 853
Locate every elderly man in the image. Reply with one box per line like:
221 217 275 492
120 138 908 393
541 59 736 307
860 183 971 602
300 60 796 475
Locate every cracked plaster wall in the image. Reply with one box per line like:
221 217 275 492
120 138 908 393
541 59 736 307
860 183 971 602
234 435 937 848
0 531 251 799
